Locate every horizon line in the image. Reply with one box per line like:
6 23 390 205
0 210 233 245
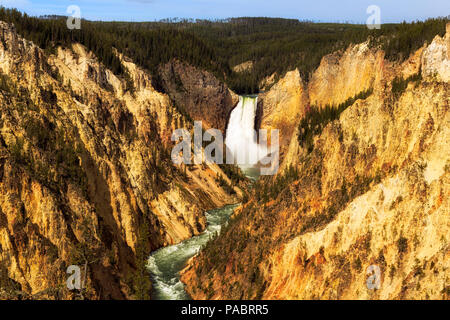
7 8 450 25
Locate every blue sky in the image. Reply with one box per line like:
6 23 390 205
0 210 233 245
2 0 450 23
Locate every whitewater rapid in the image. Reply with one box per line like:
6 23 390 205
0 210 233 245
147 204 239 300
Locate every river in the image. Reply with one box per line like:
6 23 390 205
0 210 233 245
147 204 240 300
148 95 260 300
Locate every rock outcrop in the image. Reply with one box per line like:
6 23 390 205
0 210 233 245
158 59 239 133
308 41 385 108
257 69 308 159
421 23 450 82
233 61 254 73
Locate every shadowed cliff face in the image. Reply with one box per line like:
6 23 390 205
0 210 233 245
181 24 450 300
0 21 241 299
159 59 239 133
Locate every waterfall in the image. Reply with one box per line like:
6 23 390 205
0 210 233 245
225 95 264 169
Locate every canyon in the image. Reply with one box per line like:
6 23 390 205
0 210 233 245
181 23 450 300
0 15 448 301
0 21 243 299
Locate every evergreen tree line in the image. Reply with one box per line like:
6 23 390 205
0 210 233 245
391 71 422 98
175 17 448 92
0 8 447 94
298 88 374 152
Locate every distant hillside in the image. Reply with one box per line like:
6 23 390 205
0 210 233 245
0 8 448 94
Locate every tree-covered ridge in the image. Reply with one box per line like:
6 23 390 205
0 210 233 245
128 16 448 92
0 8 230 91
0 8 447 94
185 18 448 92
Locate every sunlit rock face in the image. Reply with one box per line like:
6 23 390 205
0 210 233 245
0 21 239 299
182 23 450 301
257 69 308 164
421 23 450 82
307 40 385 108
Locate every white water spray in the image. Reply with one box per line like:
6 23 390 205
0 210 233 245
225 95 265 167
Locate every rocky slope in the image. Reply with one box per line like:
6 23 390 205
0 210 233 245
233 61 254 73
181 24 450 300
307 40 384 108
158 59 239 132
0 21 240 299
257 69 308 159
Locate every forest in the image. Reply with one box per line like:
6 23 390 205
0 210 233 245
0 7 448 94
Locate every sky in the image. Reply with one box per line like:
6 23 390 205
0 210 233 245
2 0 449 23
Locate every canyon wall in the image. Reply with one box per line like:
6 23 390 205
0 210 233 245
307 41 384 108
0 21 240 299
159 59 239 132
257 69 308 158
182 24 450 300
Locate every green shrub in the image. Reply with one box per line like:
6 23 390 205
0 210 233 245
40 87 57 104
397 236 408 254
254 165 299 202
132 220 152 300
8 137 25 165
219 164 247 185
353 257 362 271
391 72 422 98
216 173 236 195
0 73 12 92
